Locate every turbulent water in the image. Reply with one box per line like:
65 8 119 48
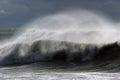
1 10 120 80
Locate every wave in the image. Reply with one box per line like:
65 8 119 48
0 40 97 66
0 10 120 72
0 39 120 71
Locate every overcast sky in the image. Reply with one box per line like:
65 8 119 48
0 0 120 28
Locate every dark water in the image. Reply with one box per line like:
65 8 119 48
0 30 120 80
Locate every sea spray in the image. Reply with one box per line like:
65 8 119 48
16 10 120 44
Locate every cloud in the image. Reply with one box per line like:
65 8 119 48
0 10 7 15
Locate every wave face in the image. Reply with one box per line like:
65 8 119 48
0 40 98 65
0 10 120 71
0 40 120 72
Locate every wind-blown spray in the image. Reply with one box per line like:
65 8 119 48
16 10 120 44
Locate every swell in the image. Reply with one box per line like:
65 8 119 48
0 40 120 71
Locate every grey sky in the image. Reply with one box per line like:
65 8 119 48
0 0 120 28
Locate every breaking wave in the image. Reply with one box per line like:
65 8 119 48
0 10 120 71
